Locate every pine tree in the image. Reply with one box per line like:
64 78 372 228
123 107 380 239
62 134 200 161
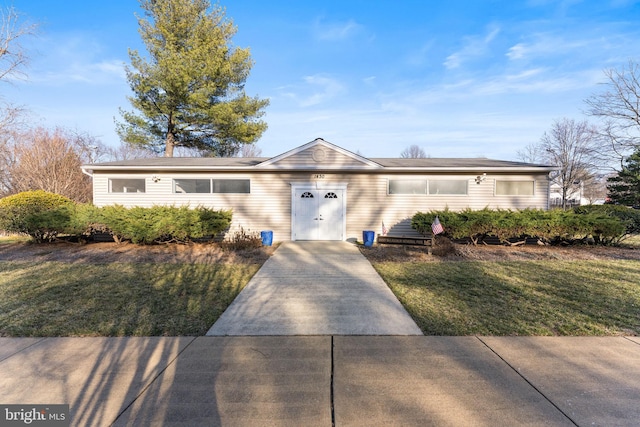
607 149 640 207
116 0 269 157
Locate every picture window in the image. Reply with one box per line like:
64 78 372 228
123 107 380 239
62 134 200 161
109 178 146 193
496 181 534 196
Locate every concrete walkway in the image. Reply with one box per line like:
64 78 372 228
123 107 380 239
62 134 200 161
207 241 422 336
1 336 639 426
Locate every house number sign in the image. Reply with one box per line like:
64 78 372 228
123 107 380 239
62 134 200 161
313 174 326 179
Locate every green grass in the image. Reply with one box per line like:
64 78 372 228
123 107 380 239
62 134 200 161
0 261 259 336
373 260 640 336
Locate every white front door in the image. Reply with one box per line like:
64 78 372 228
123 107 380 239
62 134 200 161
293 188 345 240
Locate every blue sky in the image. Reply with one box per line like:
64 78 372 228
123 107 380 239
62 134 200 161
4 0 640 159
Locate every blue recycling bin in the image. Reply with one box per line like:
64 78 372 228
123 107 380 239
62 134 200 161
363 230 375 247
260 230 273 246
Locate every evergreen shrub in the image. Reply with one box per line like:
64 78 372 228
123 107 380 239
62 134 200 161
0 190 76 242
574 204 640 242
412 207 626 245
94 205 232 244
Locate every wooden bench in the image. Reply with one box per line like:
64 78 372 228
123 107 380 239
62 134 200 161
377 234 434 254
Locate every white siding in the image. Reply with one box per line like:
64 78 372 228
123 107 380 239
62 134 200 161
92 170 550 242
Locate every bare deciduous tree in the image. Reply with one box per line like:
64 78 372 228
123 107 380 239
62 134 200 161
585 60 640 167
238 143 263 157
102 142 157 162
540 118 601 209
0 7 36 134
0 102 27 131
1 127 103 202
400 145 428 158
0 128 18 196
0 6 36 82
516 141 544 164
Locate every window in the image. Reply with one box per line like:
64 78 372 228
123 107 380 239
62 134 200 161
324 192 338 198
174 179 211 193
496 180 534 196
301 191 314 198
109 178 145 193
389 179 468 195
212 179 250 193
389 180 427 195
428 180 467 195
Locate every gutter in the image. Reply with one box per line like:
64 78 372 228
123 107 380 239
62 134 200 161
81 167 93 177
81 165 558 174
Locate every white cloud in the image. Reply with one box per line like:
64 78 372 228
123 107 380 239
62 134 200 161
93 60 126 79
271 74 346 107
506 43 528 60
26 33 127 86
506 33 585 62
31 59 126 86
444 25 501 69
504 27 640 65
312 18 362 41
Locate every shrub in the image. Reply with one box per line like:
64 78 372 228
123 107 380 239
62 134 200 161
412 207 626 245
94 205 232 244
0 194 234 245
574 204 640 242
0 190 76 242
220 227 263 250
68 203 109 241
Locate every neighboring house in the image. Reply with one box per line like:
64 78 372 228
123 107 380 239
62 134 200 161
549 180 607 208
81 138 556 241
549 181 584 208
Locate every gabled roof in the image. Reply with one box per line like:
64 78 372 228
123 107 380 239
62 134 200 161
256 138 382 169
82 138 556 174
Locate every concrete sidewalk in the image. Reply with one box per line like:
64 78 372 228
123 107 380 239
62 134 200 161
207 241 422 335
1 336 639 426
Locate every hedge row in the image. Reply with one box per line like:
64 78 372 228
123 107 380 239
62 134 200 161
412 207 637 245
0 190 232 244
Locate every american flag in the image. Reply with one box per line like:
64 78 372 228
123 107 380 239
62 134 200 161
431 216 444 235
382 221 388 236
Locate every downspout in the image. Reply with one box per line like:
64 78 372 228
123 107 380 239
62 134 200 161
546 171 552 210
81 167 96 205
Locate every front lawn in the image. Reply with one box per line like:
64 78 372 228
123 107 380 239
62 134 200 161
372 259 640 335
0 261 258 336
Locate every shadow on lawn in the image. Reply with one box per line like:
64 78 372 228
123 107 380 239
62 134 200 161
0 260 258 337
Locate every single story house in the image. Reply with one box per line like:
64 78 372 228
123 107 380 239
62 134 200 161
82 138 556 242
